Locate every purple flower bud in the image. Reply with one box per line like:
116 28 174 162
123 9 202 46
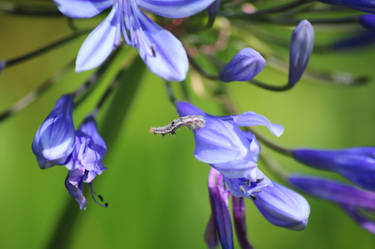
232 197 254 249
207 168 234 249
218 48 266 82
288 174 375 210
289 174 375 234
317 0 375 13
288 20 314 85
32 95 75 169
207 0 221 25
293 147 375 191
253 182 310 230
360 14 375 30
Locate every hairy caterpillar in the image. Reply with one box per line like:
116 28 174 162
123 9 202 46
149 115 205 136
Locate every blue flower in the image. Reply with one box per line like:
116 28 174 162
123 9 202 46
65 116 107 210
53 0 215 81
360 14 375 30
176 101 283 181
218 48 266 82
288 20 314 86
289 174 375 234
317 0 375 13
32 94 75 169
293 147 375 191
205 169 310 249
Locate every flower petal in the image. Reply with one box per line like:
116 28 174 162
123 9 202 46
65 169 87 210
53 0 112 18
230 112 284 137
133 8 188 81
176 101 206 116
341 205 375 234
253 182 310 230
194 118 248 164
76 6 122 72
232 197 254 249
137 0 215 18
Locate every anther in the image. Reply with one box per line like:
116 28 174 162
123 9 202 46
255 178 264 184
249 194 257 200
90 183 109 208
240 186 246 194
151 45 156 57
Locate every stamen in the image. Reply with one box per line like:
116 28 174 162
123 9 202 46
89 183 109 208
240 186 246 194
256 178 264 184
249 194 257 200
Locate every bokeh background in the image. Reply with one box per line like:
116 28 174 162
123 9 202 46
1 1 375 249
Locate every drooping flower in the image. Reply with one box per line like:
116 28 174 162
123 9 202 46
218 48 266 82
293 147 375 191
289 174 375 234
65 116 108 209
288 19 314 86
53 0 215 81
176 101 283 182
32 94 75 169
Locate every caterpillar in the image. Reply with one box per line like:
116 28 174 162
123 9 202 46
149 115 205 136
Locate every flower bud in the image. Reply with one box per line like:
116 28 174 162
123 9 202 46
253 182 310 230
32 95 75 169
219 48 266 82
288 20 314 86
293 147 375 191
207 0 221 25
360 15 375 30
317 0 375 13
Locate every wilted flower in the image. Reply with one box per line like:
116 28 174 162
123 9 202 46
53 0 215 81
293 147 375 191
65 116 107 210
176 101 283 181
288 19 314 86
289 174 375 234
32 94 75 169
219 48 266 82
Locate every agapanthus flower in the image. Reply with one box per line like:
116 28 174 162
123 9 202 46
53 0 215 81
176 101 283 182
293 147 375 191
289 174 375 234
32 96 107 209
32 94 75 169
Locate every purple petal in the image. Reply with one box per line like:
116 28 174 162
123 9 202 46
132 7 188 81
65 169 87 210
253 182 310 230
194 118 248 164
231 112 284 137
137 0 215 18
360 15 375 30
79 116 107 151
341 205 375 234
208 169 234 249
53 0 112 18
219 48 266 82
176 101 206 117
289 174 375 210
232 197 254 249
32 95 75 169
204 215 219 249
76 6 122 72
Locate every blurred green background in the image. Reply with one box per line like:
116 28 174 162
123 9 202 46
1 1 375 249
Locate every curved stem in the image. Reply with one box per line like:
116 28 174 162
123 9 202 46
165 81 177 106
188 56 218 81
4 30 90 69
249 79 294 92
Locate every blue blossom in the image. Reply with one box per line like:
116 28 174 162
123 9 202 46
176 101 283 182
65 116 107 210
288 20 314 86
53 0 215 81
360 14 375 30
317 0 375 13
32 94 75 169
289 174 375 234
219 48 266 82
293 147 375 191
